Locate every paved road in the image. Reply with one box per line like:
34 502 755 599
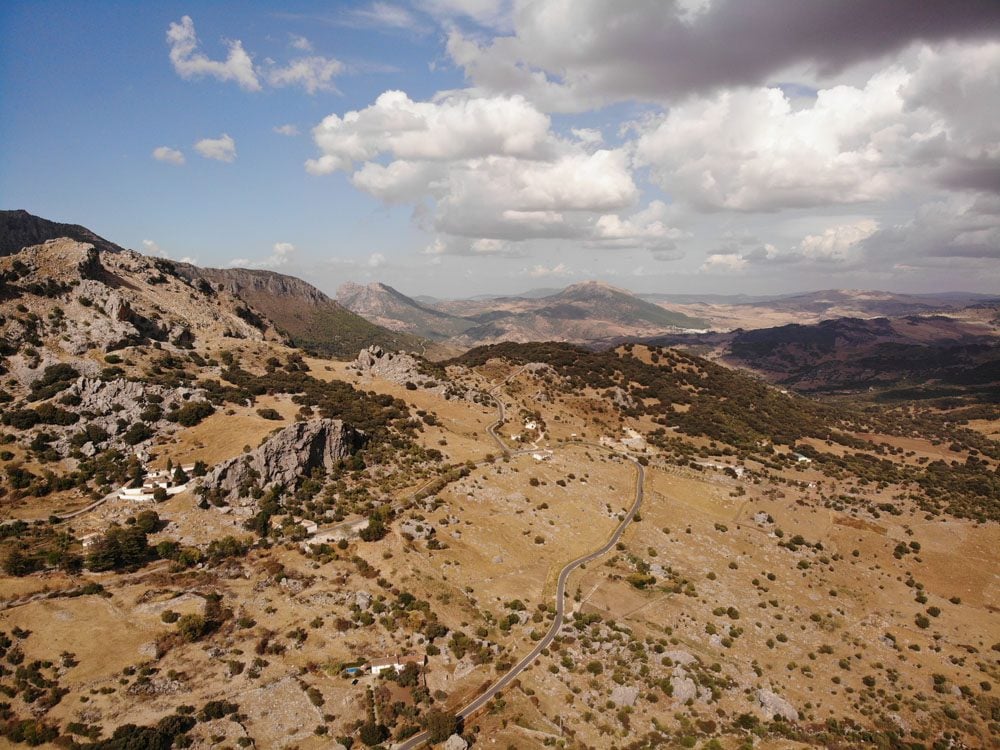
396 369 645 750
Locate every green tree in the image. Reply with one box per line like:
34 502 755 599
358 722 388 746
423 709 458 743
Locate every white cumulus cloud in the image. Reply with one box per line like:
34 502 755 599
166 17 344 95
195 134 237 162
265 56 344 94
152 146 185 165
230 242 296 269
167 15 260 91
306 91 682 256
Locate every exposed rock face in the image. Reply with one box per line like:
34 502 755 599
175 265 418 358
351 345 426 385
608 386 636 410
670 670 698 703
442 735 468 750
181 266 329 304
52 377 207 454
0 238 274 360
755 688 798 721
199 419 364 507
349 345 484 403
611 685 639 706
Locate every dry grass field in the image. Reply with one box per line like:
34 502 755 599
0 343 997 749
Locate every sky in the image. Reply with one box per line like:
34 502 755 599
1 1 999 299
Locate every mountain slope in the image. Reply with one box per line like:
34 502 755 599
449 281 709 346
0 209 125 256
637 312 1000 398
336 281 475 340
0 238 279 363
176 267 425 358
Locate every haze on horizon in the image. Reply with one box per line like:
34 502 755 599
1 1 998 298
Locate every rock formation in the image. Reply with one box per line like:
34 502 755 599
350 345 428 385
199 419 364 508
755 688 798 721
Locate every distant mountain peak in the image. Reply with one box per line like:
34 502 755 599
337 279 475 340
560 280 630 295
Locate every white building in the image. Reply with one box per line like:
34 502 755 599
368 653 425 676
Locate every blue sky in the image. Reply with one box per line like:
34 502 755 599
2 1 998 297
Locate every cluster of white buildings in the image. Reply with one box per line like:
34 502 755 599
117 465 194 502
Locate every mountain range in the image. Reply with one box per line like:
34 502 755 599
337 279 710 346
633 311 1000 399
3 210 997 393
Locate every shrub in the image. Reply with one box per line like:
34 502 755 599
123 423 154 445
176 614 207 642
168 401 215 427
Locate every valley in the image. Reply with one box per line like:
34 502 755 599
0 223 997 750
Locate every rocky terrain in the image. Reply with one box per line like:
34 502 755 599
0 209 126 257
0 216 996 750
0 238 279 361
198 418 364 509
176 265 425 359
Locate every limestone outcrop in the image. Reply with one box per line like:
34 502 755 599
199 419 364 507
755 688 798 721
350 345 428 385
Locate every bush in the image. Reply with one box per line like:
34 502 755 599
176 614 207 642
198 700 238 721
256 408 282 420
168 401 215 427
123 423 154 445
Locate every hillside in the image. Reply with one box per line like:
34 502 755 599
0 247 997 748
634 311 1000 400
0 210 421 360
176 266 424 359
441 281 708 346
0 209 125 256
336 281 474 340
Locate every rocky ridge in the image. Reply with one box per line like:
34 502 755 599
0 239 278 369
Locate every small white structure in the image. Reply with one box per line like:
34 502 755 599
368 653 425 676
117 464 196 502
794 453 812 464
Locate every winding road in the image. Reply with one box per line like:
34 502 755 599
396 369 645 749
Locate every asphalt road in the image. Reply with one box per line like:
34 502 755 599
396 371 645 750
